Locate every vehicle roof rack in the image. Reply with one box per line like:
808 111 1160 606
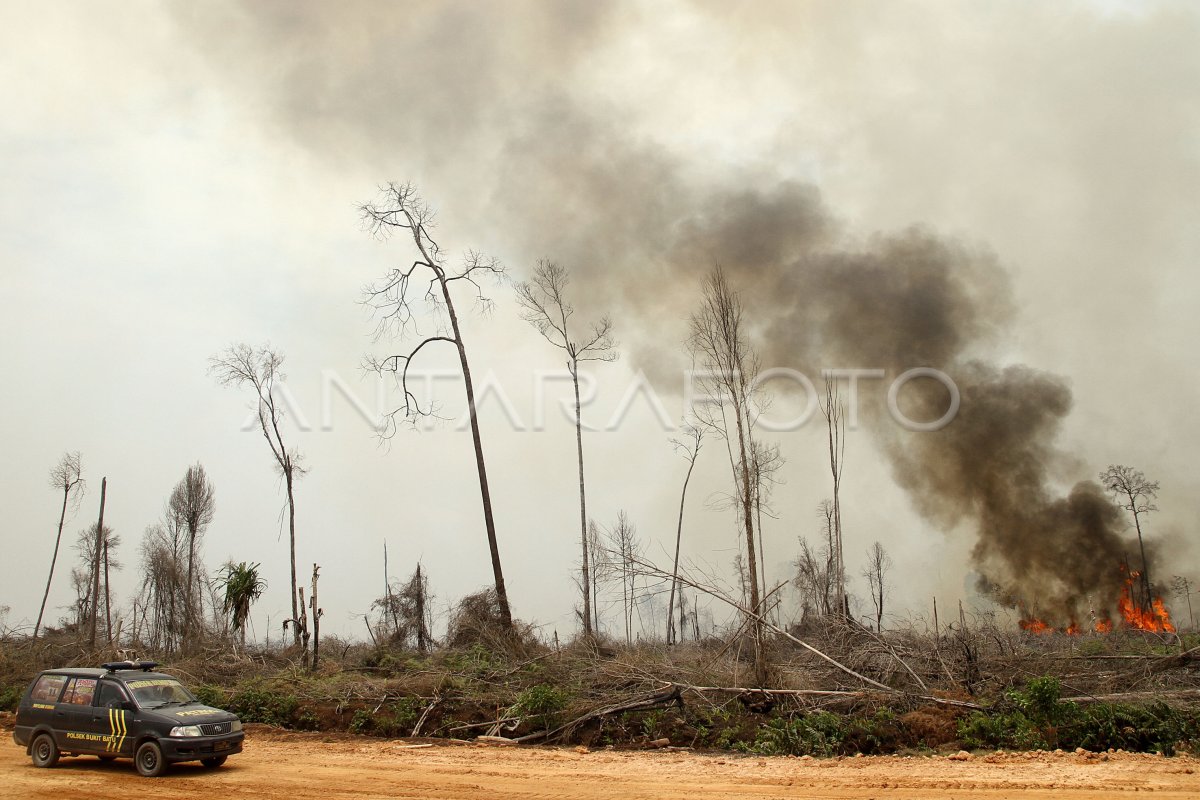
101 660 159 673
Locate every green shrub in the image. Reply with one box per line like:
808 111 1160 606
515 683 568 730
741 712 846 757
1069 702 1200 756
389 696 425 731
226 681 299 727
957 675 1200 755
192 684 227 709
0 685 22 712
349 709 374 734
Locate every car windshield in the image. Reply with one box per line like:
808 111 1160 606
125 678 195 708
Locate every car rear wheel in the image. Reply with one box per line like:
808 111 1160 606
201 755 227 768
31 734 59 768
135 741 167 777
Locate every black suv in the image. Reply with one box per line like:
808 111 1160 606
12 660 243 777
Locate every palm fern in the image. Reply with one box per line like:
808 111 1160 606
219 561 266 645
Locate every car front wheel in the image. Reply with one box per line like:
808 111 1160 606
31 733 59 768
135 740 167 777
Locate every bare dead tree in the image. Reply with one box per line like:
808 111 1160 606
586 520 606 634
794 533 834 623
750 439 784 622
211 344 307 648
76 521 120 645
35 452 85 639
515 260 617 638
666 424 703 644
1171 576 1195 630
688 266 767 683
820 376 847 617
167 464 215 650
605 511 641 646
862 540 893 632
374 563 435 652
309 563 323 671
360 182 512 631
1100 464 1159 611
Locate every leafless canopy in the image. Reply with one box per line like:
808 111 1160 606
49 452 86 508
514 260 617 370
209 344 307 480
359 182 505 428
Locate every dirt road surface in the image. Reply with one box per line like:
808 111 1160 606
4 724 1199 799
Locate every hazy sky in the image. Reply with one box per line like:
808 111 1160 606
2 0 1197 641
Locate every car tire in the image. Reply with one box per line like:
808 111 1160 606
135 740 168 777
201 755 228 768
31 733 59 768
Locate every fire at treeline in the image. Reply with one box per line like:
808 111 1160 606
20 183 1192 664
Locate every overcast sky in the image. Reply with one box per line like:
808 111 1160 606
2 0 1197 641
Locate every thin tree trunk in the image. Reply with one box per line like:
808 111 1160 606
571 363 592 638
184 518 196 651
729 391 764 684
666 455 698 645
34 485 71 640
287 469 299 646
310 564 321 671
415 563 429 654
103 532 112 645
1131 506 1153 613
442 276 513 630
88 478 107 650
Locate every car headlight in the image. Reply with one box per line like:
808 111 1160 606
169 725 203 737
230 719 242 732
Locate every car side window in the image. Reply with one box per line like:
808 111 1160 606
31 674 69 703
95 680 129 708
61 677 98 706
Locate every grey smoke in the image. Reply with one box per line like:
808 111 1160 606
169 0 1176 625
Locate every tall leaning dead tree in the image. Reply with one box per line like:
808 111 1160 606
210 344 306 647
35 451 85 639
515 260 617 638
688 266 767 684
1100 464 1160 612
360 182 513 631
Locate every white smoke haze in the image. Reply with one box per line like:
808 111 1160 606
1 0 1196 637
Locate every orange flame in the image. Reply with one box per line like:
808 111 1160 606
1094 618 1113 633
1019 617 1053 634
1064 621 1080 636
1117 574 1176 633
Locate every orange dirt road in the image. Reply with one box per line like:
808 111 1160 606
3 725 1199 800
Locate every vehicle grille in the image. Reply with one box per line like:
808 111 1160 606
200 722 232 736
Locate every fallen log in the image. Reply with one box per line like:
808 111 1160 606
1061 689 1200 705
515 685 683 744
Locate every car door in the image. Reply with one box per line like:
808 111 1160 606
93 680 133 756
54 676 101 753
24 674 69 735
